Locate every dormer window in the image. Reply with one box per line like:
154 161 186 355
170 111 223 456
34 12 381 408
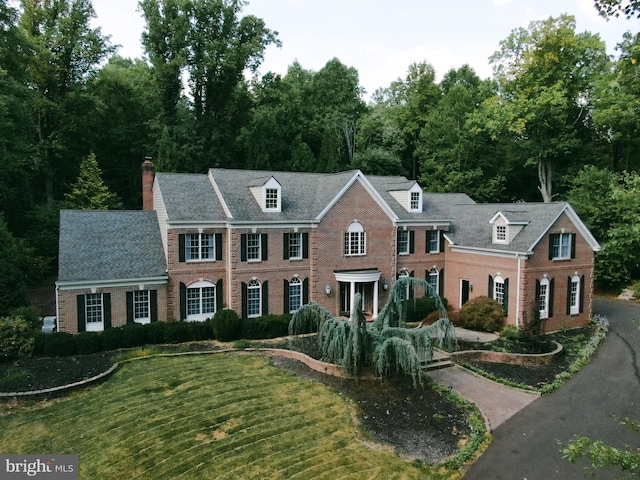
489 211 529 245
409 184 422 212
262 177 281 212
495 225 507 243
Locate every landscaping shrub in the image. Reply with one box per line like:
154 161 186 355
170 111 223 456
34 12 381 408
101 327 125 351
187 320 215 341
212 309 241 342
163 321 192 344
405 296 448 323
42 332 76 357
75 332 103 355
0 315 36 361
241 314 291 339
145 321 168 344
459 296 505 332
121 323 149 348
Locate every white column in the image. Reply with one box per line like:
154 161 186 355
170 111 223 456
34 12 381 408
373 280 379 318
350 281 356 318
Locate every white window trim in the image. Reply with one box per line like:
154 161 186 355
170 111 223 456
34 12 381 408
408 184 422 212
247 279 262 318
398 230 410 255
539 277 549 320
428 268 439 297
345 222 366 256
246 233 262 262
570 274 580 315
553 233 572 260
133 290 151 324
289 277 302 313
289 232 302 260
186 280 216 322
494 275 505 306
427 230 440 253
186 233 215 262
262 177 281 212
494 225 507 244
85 293 104 332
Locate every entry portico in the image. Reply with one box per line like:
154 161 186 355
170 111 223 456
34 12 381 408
334 269 383 318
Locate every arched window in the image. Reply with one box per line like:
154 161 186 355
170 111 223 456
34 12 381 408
187 280 216 322
538 277 550 319
428 268 439 297
288 277 302 313
344 221 366 256
493 275 505 306
569 274 581 315
247 279 262 318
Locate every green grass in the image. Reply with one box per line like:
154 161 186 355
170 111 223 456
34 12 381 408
0 354 453 479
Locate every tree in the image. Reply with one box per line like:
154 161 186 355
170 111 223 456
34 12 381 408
289 277 456 386
19 0 113 202
65 153 122 210
487 15 609 202
594 0 640 18
0 215 28 315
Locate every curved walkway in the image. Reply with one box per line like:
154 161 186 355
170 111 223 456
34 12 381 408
462 297 640 480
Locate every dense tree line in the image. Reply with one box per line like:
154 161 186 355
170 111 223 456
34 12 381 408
0 0 639 316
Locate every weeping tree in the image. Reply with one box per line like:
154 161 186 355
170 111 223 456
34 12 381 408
289 277 457 386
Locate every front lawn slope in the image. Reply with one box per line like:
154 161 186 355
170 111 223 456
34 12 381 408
0 354 448 480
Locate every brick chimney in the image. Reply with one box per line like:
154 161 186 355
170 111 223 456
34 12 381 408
142 157 155 210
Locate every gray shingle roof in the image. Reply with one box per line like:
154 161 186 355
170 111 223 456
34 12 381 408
446 202 569 252
58 210 167 283
155 173 227 222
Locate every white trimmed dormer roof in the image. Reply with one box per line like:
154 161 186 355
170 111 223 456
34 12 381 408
489 210 530 245
250 176 282 213
388 182 423 213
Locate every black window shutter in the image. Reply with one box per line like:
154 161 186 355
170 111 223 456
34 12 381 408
488 275 494 299
241 234 247 262
396 230 401 252
104 293 112 329
503 279 509 317
216 279 223 312
566 277 572 315
302 233 309 259
549 278 554 317
215 233 223 261
77 295 86 333
241 282 248 319
549 234 556 260
261 234 268 261
283 233 290 260
571 233 577 259
179 234 186 262
126 291 134 324
262 281 269 315
535 280 541 313
303 278 309 304
579 275 585 313
439 230 445 253
150 290 158 322
425 231 429 253
283 279 290 314
409 231 415 254
438 269 445 297
180 282 187 320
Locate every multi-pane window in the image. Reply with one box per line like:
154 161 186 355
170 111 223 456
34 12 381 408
538 278 549 319
265 188 279 210
428 268 439 297
289 277 302 313
289 233 302 260
248 279 261 318
398 269 410 301
570 275 580 315
410 191 420 210
247 233 261 261
552 233 572 260
494 277 505 306
186 233 214 260
187 283 216 321
134 290 150 324
344 222 366 256
495 225 507 243
398 230 410 255
85 293 103 331
426 230 440 253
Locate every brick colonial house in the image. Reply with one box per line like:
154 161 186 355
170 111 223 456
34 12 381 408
55 160 600 334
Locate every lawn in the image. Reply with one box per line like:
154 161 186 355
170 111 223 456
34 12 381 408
0 354 455 479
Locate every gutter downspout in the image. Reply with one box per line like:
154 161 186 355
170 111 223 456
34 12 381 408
516 255 522 329
55 282 60 332
227 224 233 310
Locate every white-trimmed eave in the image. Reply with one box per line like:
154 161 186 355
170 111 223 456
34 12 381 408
395 219 453 229
448 243 533 259
315 171 399 222
56 275 169 290
166 220 319 229
527 203 602 253
208 171 233 219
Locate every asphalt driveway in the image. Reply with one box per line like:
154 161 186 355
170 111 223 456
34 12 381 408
463 297 640 480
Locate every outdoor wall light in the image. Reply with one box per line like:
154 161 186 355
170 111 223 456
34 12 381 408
325 283 332 295
469 284 473 291
382 278 389 290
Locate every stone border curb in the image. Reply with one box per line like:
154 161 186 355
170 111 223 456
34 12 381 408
451 341 563 367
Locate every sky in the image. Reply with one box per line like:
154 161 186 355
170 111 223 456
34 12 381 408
91 0 637 98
